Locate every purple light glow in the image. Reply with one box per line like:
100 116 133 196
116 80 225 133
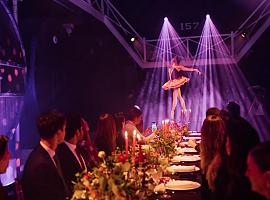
136 16 270 140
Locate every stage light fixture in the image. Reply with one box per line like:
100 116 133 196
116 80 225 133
164 17 168 21
206 14 210 18
131 37 135 42
241 32 246 38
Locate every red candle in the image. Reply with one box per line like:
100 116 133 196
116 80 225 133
125 131 128 158
137 134 143 162
132 130 136 158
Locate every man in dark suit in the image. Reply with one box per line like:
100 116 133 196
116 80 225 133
22 111 70 200
0 135 10 200
57 113 86 192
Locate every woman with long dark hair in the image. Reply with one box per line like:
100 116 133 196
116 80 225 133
94 113 117 156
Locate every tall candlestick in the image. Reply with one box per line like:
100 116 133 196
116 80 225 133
132 130 136 159
125 131 128 158
137 134 143 162
165 119 169 133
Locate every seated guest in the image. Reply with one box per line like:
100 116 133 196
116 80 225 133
206 126 264 200
123 106 155 144
200 115 225 174
22 111 70 200
188 107 221 152
246 141 270 200
113 112 125 150
0 135 10 200
77 117 98 169
94 113 117 156
206 107 220 117
57 113 87 192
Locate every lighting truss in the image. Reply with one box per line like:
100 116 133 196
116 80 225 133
53 0 270 68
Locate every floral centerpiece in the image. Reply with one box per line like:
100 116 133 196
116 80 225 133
72 150 163 200
151 121 188 157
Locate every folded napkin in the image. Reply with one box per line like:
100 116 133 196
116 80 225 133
167 165 196 173
172 155 200 162
154 184 166 193
166 180 201 190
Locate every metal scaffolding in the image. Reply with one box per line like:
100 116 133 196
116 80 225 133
51 0 270 68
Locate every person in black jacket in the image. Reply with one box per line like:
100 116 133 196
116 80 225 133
57 113 87 192
22 111 70 200
0 135 10 200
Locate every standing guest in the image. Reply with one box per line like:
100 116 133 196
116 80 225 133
94 113 117 156
246 141 270 200
226 101 260 175
57 113 87 192
0 135 10 200
77 117 98 169
22 111 70 200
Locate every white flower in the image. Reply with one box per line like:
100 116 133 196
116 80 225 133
72 190 86 199
98 151 106 159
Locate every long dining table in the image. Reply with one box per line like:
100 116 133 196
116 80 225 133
150 133 204 200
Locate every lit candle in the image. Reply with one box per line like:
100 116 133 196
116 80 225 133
132 130 136 158
137 134 143 162
125 131 128 158
162 120 165 131
165 119 169 132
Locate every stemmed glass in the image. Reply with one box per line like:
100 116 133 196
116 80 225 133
159 177 171 199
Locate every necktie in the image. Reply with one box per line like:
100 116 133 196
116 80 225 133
53 154 70 197
75 147 86 170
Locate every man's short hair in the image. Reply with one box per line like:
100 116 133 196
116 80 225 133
227 101 240 117
0 135 8 159
37 111 66 139
65 113 82 141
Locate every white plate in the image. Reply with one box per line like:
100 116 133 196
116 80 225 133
171 155 200 163
183 136 201 140
179 147 197 153
165 180 201 190
166 165 200 173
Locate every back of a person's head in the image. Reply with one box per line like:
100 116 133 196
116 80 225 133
65 113 82 141
37 111 65 140
219 109 230 122
96 113 116 138
249 141 270 172
226 117 260 175
227 101 240 117
127 106 142 121
113 112 125 133
201 115 226 139
0 135 8 159
206 107 220 117
201 115 226 171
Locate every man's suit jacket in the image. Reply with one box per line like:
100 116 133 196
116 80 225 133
56 143 84 192
22 144 68 200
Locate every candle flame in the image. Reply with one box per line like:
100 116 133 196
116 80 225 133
137 134 141 140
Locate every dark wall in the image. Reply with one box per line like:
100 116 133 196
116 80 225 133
19 2 146 148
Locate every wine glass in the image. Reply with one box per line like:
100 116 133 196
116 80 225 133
152 169 162 185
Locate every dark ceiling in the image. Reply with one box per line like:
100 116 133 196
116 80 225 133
111 0 264 38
